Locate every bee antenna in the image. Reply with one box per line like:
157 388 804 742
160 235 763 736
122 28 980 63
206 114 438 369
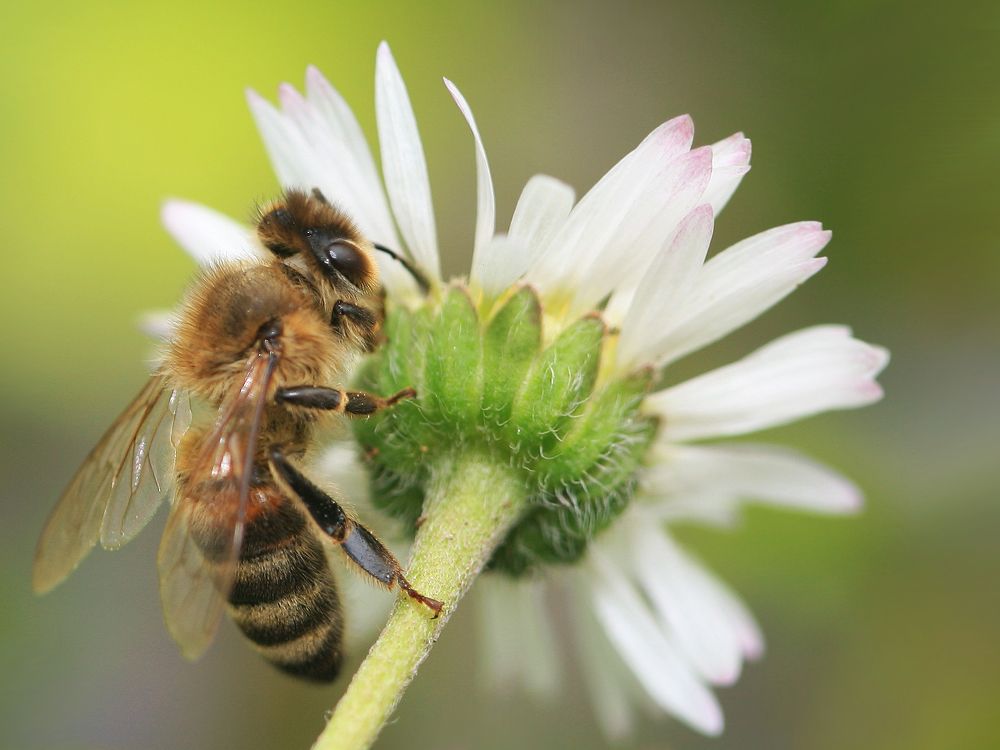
373 243 431 294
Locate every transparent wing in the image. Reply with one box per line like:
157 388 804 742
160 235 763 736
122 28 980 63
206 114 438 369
33 373 192 594
157 500 228 660
157 351 279 659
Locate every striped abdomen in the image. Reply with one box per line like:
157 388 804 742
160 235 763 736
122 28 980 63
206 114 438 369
225 493 344 682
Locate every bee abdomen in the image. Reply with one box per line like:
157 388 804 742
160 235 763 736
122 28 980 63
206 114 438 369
227 523 344 682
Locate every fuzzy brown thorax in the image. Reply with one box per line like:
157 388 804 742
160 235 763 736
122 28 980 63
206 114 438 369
166 262 365 404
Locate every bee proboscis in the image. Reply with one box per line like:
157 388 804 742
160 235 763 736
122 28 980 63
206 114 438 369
34 188 441 681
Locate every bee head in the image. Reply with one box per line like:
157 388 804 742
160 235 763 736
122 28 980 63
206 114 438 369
256 189 378 293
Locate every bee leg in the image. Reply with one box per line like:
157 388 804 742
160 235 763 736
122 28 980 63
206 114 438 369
331 300 377 330
275 385 416 417
268 446 443 616
329 299 380 351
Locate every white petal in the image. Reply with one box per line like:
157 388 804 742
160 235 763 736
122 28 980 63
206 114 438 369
476 576 525 692
630 523 762 683
567 146 714 319
704 575 764 661
525 116 695 301
375 42 440 281
650 261 828 369
588 550 724 735
471 175 574 296
305 65 385 204
471 234 531 300
705 220 831 279
476 577 560 698
703 132 751 214
161 200 262 265
509 174 576 251
247 88 316 190
632 526 742 684
616 205 715 369
644 493 743 528
444 78 495 276
647 325 889 441
644 442 863 514
569 576 640 741
138 309 178 341
648 222 833 367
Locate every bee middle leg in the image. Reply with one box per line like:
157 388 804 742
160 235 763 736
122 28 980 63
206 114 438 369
275 385 415 417
268 446 443 616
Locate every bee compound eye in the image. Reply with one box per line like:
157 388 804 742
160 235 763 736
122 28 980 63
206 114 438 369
313 239 368 287
328 241 363 277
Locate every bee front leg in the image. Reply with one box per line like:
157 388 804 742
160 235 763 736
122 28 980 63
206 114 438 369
275 385 415 417
268 446 443 616
330 300 380 351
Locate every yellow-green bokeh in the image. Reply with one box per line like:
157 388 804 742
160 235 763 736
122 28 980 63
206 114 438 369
2 2 997 749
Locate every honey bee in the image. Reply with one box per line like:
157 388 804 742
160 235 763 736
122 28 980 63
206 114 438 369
33 188 441 681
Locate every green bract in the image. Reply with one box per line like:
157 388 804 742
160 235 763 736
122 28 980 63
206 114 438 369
354 284 658 576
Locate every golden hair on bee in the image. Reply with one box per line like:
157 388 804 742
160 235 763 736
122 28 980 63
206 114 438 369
166 262 349 405
33 188 440 684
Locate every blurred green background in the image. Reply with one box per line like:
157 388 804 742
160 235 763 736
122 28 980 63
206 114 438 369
2 1 997 748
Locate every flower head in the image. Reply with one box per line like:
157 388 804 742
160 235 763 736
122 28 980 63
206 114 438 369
161 42 887 739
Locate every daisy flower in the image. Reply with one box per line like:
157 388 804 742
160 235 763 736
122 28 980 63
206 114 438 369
161 42 887 745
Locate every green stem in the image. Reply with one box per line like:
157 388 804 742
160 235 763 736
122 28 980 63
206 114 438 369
313 450 527 750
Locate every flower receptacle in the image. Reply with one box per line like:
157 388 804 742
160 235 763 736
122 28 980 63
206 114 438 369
353 283 658 575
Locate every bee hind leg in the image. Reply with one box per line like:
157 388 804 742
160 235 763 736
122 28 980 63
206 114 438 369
268 446 443 617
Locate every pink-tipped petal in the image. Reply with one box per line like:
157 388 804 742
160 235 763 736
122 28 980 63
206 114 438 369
525 115 697 303
645 221 833 368
703 132 752 214
562 145 714 320
629 523 748 685
648 326 889 441
589 550 725 736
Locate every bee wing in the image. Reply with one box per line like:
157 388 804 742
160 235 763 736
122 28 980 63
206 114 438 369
33 373 192 594
157 352 279 659
157 499 228 660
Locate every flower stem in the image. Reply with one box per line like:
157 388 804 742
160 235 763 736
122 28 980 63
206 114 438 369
313 449 526 750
